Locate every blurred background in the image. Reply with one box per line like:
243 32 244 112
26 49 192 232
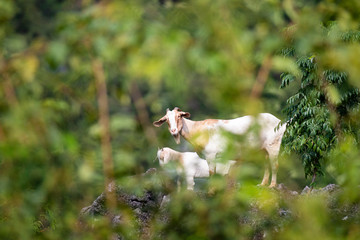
1 0 360 239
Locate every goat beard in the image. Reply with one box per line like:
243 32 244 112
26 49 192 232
173 134 181 144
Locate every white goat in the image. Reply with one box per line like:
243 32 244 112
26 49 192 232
157 147 235 190
153 107 286 187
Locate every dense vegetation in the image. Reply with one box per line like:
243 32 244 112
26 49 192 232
281 29 360 181
1 0 360 239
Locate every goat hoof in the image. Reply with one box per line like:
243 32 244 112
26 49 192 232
257 183 267 188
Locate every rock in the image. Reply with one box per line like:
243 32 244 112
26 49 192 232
320 184 339 193
79 168 166 238
276 183 299 196
81 171 354 239
160 195 171 208
301 184 340 195
279 208 292 217
112 215 122 226
301 186 312 195
80 192 107 216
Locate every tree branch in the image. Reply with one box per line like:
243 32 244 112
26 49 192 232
92 58 116 210
251 56 272 99
130 81 158 147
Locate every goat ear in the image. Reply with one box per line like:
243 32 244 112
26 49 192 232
180 112 191 118
153 116 167 127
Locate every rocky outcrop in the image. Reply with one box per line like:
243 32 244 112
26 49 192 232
79 168 166 239
80 169 358 239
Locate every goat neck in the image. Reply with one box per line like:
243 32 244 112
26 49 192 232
167 148 182 161
179 118 196 141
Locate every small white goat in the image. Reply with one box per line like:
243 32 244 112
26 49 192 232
157 147 235 190
153 107 286 187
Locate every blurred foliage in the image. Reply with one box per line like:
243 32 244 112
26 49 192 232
280 27 360 180
0 0 360 239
